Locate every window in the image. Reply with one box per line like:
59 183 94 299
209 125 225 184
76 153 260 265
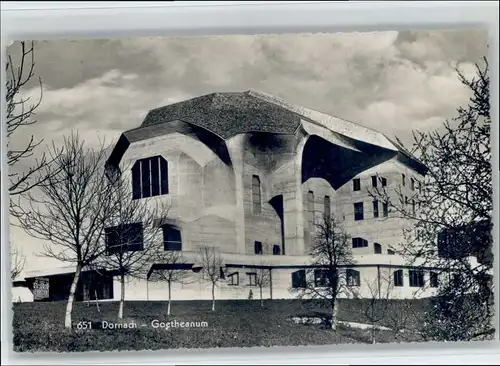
228 272 239 285
371 175 378 188
132 156 168 200
412 200 416 214
402 174 406 186
373 200 379 218
393 270 404 287
314 269 329 287
381 177 387 187
324 195 331 218
374 243 382 254
247 273 257 286
405 196 409 205
252 175 261 214
411 178 415 191
353 178 361 191
383 202 389 217
418 181 422 194
272 245 281 255
346 269 360 287
352 237 368 248
387 249 395 255
254 241 263 255
307 191 315 230
291 270 306 288
430 271 439 288
409 270 425 287
105 223 144 255
163 225 182 251
354 202 364 221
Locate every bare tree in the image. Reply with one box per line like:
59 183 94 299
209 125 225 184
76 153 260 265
363 275 391 344
93 167 170 319
148 251 191 316
369 57 493 341
198 246 223 312
6 41 61 203
11 247 26 280
13 133 114 329
253 263 271 307
291 215 355 330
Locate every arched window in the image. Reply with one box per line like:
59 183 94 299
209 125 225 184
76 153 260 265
132 155 168 199
374 243 382 254
252 175 261 214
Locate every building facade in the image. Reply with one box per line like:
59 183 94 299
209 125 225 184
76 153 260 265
18 90 440 302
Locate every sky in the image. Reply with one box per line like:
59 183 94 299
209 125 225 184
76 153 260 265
6 29 489 273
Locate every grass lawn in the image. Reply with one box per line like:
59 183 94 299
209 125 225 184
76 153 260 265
12 299 426 352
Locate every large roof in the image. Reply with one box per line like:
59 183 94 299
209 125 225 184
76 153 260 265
111 90 427 174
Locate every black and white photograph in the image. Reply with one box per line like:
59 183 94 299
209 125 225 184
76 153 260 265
6 28 494 352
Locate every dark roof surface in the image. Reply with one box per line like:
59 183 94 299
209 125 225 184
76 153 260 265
141 92 302 139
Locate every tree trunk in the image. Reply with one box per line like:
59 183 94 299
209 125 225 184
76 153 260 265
211 282 215 311
260 286 263 307
118 273 125 319
331 298 339 330
64 264 82 329
167 280 172 316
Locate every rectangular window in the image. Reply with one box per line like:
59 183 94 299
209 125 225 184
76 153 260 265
353 178 361 191
374 243 382 254
228 272 239 285
354 202 364 221
371 175 377 188
430 271 439 288
254 241 263 255
307 191 315 230
150 156 160 197
381 177 387 187
131 162 141 200
163 225 182 251
402 173 406 187
411 178 415 191
252 175 261 214
346 269 360 287
247 273 257 286
314 269 329 287
412 199 416 214
141 159 151 198
409 270 425 287
352 237 368 248
291 270 306 288
324 195 331 219
383 202 389 217
373 200 379 218
105 223 144 254
393 270 404 287
160 158 169 195
387 249 395 255
272 245 281 255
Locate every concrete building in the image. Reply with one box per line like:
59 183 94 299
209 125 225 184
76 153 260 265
17 90 441 302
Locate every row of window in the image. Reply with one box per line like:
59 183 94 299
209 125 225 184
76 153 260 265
105 223 182 254
351 237 395 254
226 272 259 286
354 200 388 221
291 268 439 289
254 241 281 255
352 174 421 192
